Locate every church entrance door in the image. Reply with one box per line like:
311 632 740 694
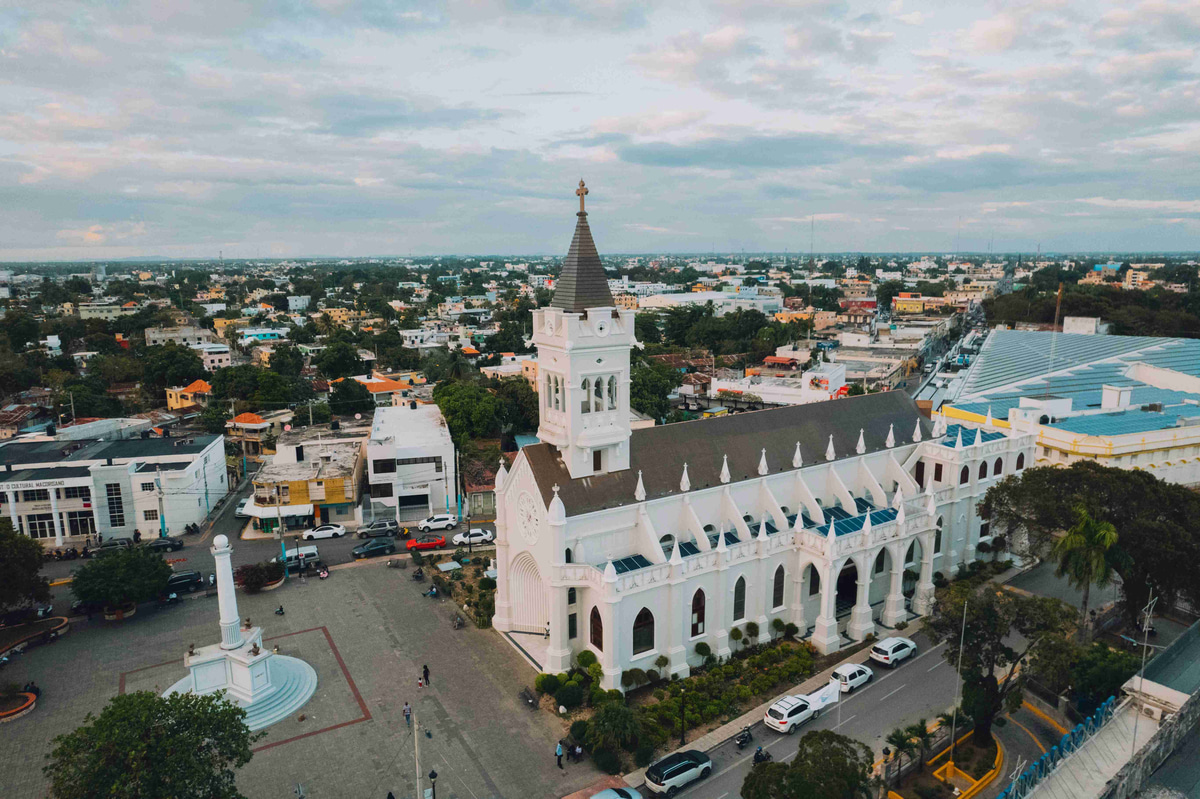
509 552 549 634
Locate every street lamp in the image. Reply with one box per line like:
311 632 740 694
679 687 686 746
428 769 437 799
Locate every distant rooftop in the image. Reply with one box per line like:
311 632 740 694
370 403 452 450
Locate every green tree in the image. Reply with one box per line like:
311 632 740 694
495 377 539 434
433 381 500 442
586 702 638 752
630 357 681 421
742 730 873 799
329 378 374 416
313 340 363 380
634 313 662 344
2 310 41 351
44 690 261 799
0 517 50 613
268 343 305 378
141 344 208 398
71 547 173 609
1052 505 1120 642
925 582 1075 744
884 728 917 777
200 405 231 434
906 720 935 773
1071 643 1141 713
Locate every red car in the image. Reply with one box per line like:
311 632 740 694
406 534 445 551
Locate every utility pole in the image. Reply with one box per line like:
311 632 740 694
949 597 968 765
69 391 76 423
1131 590 1157 756
155 466 167 539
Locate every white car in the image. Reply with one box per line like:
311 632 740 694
869 636 918 669
301 524 346 540
235 498 250 518
764 694 819 734
418 514 458 532
643 750 712 795
452 528 494 546
832 663 874 693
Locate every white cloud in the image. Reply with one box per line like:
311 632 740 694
1077 197 1200 213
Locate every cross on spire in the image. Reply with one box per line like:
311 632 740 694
576 179 588 213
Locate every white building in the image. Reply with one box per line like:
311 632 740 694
191 343 232 371
366 403 459 524
0 434 228 547
492 192 1034 687
640 291 783 316
288 295 311 312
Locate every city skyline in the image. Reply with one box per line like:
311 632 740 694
2 0 1198 260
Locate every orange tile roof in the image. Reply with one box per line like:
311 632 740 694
461 347 480 355
182 379 212 394
230 412 267 425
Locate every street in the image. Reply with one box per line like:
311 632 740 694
668 632 959 799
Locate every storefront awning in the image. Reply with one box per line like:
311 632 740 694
244 501 314 520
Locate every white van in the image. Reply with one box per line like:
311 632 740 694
272 544 320 573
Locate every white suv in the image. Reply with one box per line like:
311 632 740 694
418 514 458 532
643 750 712 795
764 694 819 734
869 636 918 669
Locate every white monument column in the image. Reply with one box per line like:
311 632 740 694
6 491 19 535
50 490 64 546
212 535 243 649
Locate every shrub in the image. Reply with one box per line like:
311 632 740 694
895 620 909 630
745 621 759 642
606 689 625 704
409 549 424 566
535 673 560 695
72 546 172 608
645 669 660 684
452 547 467 562
589 688 608 707
577 650 598 669
655 654 670 671
570 720 590 742
479 577 497 590
694 642 712 658
729 626 743 646
555 683 583 708
771 618 786 638
592 746 621 774
234 562 283 592
588 663 604 684
635 742 656 767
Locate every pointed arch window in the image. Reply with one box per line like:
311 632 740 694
935 516 943 554
590 607 603 651
580 378 591 414
993 457 1003 477
607 375 618 410
808 566 821 596
565 548 573 564
979 461 988 480
772 565 785 609
1016 453 1025 470
593 376 604 412
691 590 706 637
733 576 746 621
874 550 886 574
959 465 970 485
632 607 654 654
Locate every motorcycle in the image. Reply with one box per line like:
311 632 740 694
752 747 772 765
275 605 286 616
80 547 92 559
318 568 330 580
156 592 180 608
734 726 753 750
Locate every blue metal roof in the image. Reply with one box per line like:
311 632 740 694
1047 412 1181 436
814 507 899 536
941 424 1007 447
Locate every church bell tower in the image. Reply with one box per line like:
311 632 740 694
533 181 635 479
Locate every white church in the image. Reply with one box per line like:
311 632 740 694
492 183 1035 690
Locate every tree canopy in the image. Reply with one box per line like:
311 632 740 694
741 730 873 799
0 517 50 613
433 380 500 443
328 378 374 416
630 356 682 421
44 690 261 799
71 547 172 608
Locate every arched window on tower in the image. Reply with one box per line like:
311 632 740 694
691 589 706 637
733 576 746 621
554 376 562 411
632 608 654 654
1016 453 1025 470
994 457 1003 477
594 376 604 412
935 516 943 553
580 378 591 414
607 376 618 410
564 548 573 564
979 461 988 480
590 607 603 650
959 465 970 485
772 565 785 609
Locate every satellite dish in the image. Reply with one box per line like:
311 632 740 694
284 424 292 431
354 414 362 420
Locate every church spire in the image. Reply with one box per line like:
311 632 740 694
550 180 615 313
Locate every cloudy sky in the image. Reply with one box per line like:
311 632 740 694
2 0 1199 260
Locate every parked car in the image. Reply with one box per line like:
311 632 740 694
643 750 712 795
358 519 399 538
832 663 874 693
351 537 397 559
142 537 184 552
406 534 445 551
235 498 250 518
0 603 54 627
70 598 105 617
166 570 204 594
301 524 346 540
869 636 918 669
764 694 819 734
451 528 494 546
96 538 134 555
272 544 320 573
589 789 639 799
418 514 458 532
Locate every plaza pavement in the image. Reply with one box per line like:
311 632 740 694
0 560 600 799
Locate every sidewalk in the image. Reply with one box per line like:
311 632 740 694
621 618 927 789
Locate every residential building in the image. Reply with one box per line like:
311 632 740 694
640 290 782 316
191 342 232 371
0 434 227 547
165 379 212 411
335 372 419 407
492 196 1034 687
245 427 366 533
366 403 459 524
78 303 139 321
213 317 251 337
225 410 293 462
287 295 311 312
237 327 288 346
145 325 217 347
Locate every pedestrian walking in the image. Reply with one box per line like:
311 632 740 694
556 741 564 769
423 664 430 686
403 702 412 727
388 792 396 799
418 677 424 689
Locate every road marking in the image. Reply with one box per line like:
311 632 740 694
835 714 856 729
50 578 73 587
1007 715 1047 754
928 660 944 672
881 685 906 702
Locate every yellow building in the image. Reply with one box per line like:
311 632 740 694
213 317 251 336
248 435 365 532
614 293 639 310
321 307 369 326
166 379 212 411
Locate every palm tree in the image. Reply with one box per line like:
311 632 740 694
885 728 916 784
1052 505 1119 642
907 719 935 772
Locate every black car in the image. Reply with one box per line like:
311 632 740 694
166 570 204 594
351 537 397 559
143 537 184 552
357 519 399 538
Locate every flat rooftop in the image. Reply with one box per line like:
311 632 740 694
256 440 362 482
0 435 220 467
370 403 452 450
276 422 372 446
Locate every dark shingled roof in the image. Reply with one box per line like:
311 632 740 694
523 391 931 517
550 212 615 312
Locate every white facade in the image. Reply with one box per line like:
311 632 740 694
366 404 459 523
